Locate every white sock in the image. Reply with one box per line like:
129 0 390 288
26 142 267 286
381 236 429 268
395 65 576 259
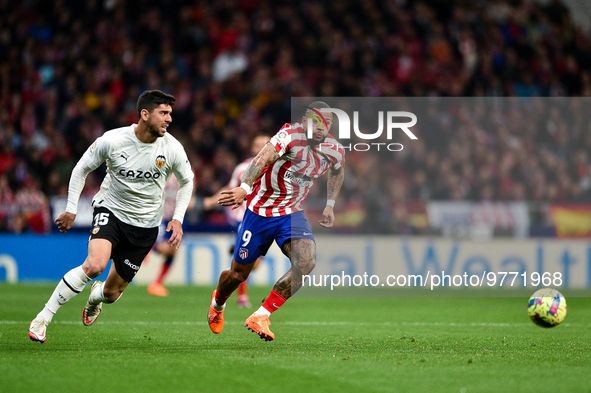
253 305 271 317
212 297 225 311
89 282 123 304
88 281 106 305
38 266 90 323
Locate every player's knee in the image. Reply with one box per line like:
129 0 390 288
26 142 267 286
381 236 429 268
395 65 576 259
82 257 107 278
229 268 249 283
301 259 316 275
292 239 316 275
156 242 176 256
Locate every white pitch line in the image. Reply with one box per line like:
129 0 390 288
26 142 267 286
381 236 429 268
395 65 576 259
0 320 586 327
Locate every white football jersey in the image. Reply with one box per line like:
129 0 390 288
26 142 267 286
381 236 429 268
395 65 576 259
66 124 194 228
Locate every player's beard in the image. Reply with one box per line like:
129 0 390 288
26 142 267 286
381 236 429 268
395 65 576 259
148 118 166 138
308 135 326 146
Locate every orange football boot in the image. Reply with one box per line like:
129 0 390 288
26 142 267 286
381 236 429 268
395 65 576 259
245 313 275 341
208 290 225 334
147 282 168 297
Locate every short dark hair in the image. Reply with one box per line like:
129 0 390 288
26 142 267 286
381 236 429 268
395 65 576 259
137 90 176 119
304 100 330 117
308 100 330 110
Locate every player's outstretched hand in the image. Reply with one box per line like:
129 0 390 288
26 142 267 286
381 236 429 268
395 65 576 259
319 206 335 228
55 212 76 233
218 187 247 210
166 219 184 249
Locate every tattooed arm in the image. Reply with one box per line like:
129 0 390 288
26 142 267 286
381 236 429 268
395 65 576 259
319 162 345 228
241 143 279 187
218 143 279 209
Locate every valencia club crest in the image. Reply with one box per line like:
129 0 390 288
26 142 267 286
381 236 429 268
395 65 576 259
156 155 166 168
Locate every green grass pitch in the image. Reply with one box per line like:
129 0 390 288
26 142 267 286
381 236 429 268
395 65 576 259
1 284 590 393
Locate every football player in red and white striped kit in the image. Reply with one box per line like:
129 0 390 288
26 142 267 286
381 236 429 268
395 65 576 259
203 135 269 307
207 101 345 341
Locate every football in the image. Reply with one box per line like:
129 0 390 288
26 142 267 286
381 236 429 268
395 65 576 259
527 288 567 328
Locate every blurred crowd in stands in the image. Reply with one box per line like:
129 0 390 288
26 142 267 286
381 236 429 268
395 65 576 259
0 0 590 233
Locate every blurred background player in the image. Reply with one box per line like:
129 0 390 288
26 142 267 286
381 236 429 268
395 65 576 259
147 174 196 297
203 135 269 307
207 102 345 341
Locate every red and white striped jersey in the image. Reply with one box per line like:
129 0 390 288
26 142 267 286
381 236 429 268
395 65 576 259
246 123 345 217
225 158 251 225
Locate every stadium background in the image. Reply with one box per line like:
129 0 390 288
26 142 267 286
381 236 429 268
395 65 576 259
0 0 590 287
1 2 591 393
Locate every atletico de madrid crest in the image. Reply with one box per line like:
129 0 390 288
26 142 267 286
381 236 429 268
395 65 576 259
156 155 166 168
239 247 249 260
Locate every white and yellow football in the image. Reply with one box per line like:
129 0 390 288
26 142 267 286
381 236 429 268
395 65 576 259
527 288 567 328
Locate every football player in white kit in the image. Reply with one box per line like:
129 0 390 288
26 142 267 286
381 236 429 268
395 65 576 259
28 90 194 343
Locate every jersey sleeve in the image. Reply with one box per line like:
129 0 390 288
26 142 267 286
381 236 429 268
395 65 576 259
170 145 194 223
320 135 345 170
81 137 111 170
331 147 344 170
65 136 111 214
269 124 294 157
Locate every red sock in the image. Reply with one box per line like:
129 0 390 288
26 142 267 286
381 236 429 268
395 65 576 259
262 290 286 314
215 286 231 306
238 281 247 296
154 263 171 284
